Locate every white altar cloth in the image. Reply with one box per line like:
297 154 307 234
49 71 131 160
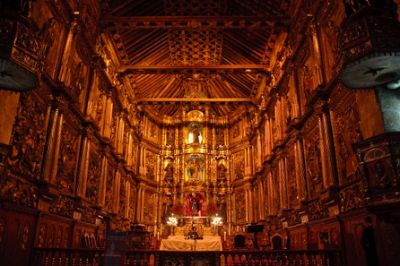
160 236 223 251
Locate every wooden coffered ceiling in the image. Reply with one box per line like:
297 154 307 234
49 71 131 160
102 0 289 117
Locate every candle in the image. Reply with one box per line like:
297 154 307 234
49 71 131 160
223 231 227 241
157 231 160 241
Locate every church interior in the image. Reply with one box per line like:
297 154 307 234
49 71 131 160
1 0 400 265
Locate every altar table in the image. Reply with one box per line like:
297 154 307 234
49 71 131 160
160 235 223 251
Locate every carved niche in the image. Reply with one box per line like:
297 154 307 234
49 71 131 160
86 144 102 203
57 118 80 194
233 151 245 180
128 185 136 220
143 190 155 224
303 117 323 199
235 189 246 223
217 162 227 187
231 122 240 141
216 127 225 146
145 151 157 180
166 127 175 146
7 93 47 179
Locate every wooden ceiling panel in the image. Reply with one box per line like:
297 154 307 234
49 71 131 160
103 0 287 116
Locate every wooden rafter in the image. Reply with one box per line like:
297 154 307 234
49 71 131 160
136 98 254 103
103 16 287 30
119 64 270 74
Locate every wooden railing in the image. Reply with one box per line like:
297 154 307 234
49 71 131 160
32 248 104 266
124 249 344 266
31 248 343 266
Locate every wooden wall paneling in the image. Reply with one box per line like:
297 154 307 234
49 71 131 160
288 224 308 250
0 208 37 266
341 211 370 266
308 218 341 250
34 213 73 248
72 222 99 248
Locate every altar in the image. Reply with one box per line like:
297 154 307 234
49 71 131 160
160 235 223 251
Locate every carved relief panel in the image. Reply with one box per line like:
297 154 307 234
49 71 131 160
145 150 157 181
57 117 80 195
230 122 241 143
303 117 323 199
7 92 48 180
233 151 245 180
216 127 225 146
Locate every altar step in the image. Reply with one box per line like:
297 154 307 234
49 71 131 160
32 248 343 266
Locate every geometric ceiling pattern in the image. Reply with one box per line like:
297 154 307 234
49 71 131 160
103 0 288 116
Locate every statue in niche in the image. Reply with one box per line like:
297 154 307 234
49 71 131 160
188 123 202 144
186 155 203 181
235 159 244 180
167 129 175 145
217 163 227 187
189 193 201 216
188 159 200 180
164 162 174 183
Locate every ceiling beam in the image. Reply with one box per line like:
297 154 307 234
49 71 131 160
103 15 287 30
119 64 270 74
136 98 254 103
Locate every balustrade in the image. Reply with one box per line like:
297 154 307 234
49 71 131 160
32 248 342 266
32 248 104 266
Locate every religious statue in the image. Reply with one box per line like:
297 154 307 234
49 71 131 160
189 193 200 216
188 159 200 180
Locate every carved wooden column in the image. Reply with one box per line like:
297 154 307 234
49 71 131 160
259 177 266 220
266 169 273 216
58 19 79 83
316 102 339 193
113 170 121 214
43 105 63 183
98 156 107 207
77 136 90 197
103 96 113 138
124 181 131 219
136 186 142 222
279 156 288 210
